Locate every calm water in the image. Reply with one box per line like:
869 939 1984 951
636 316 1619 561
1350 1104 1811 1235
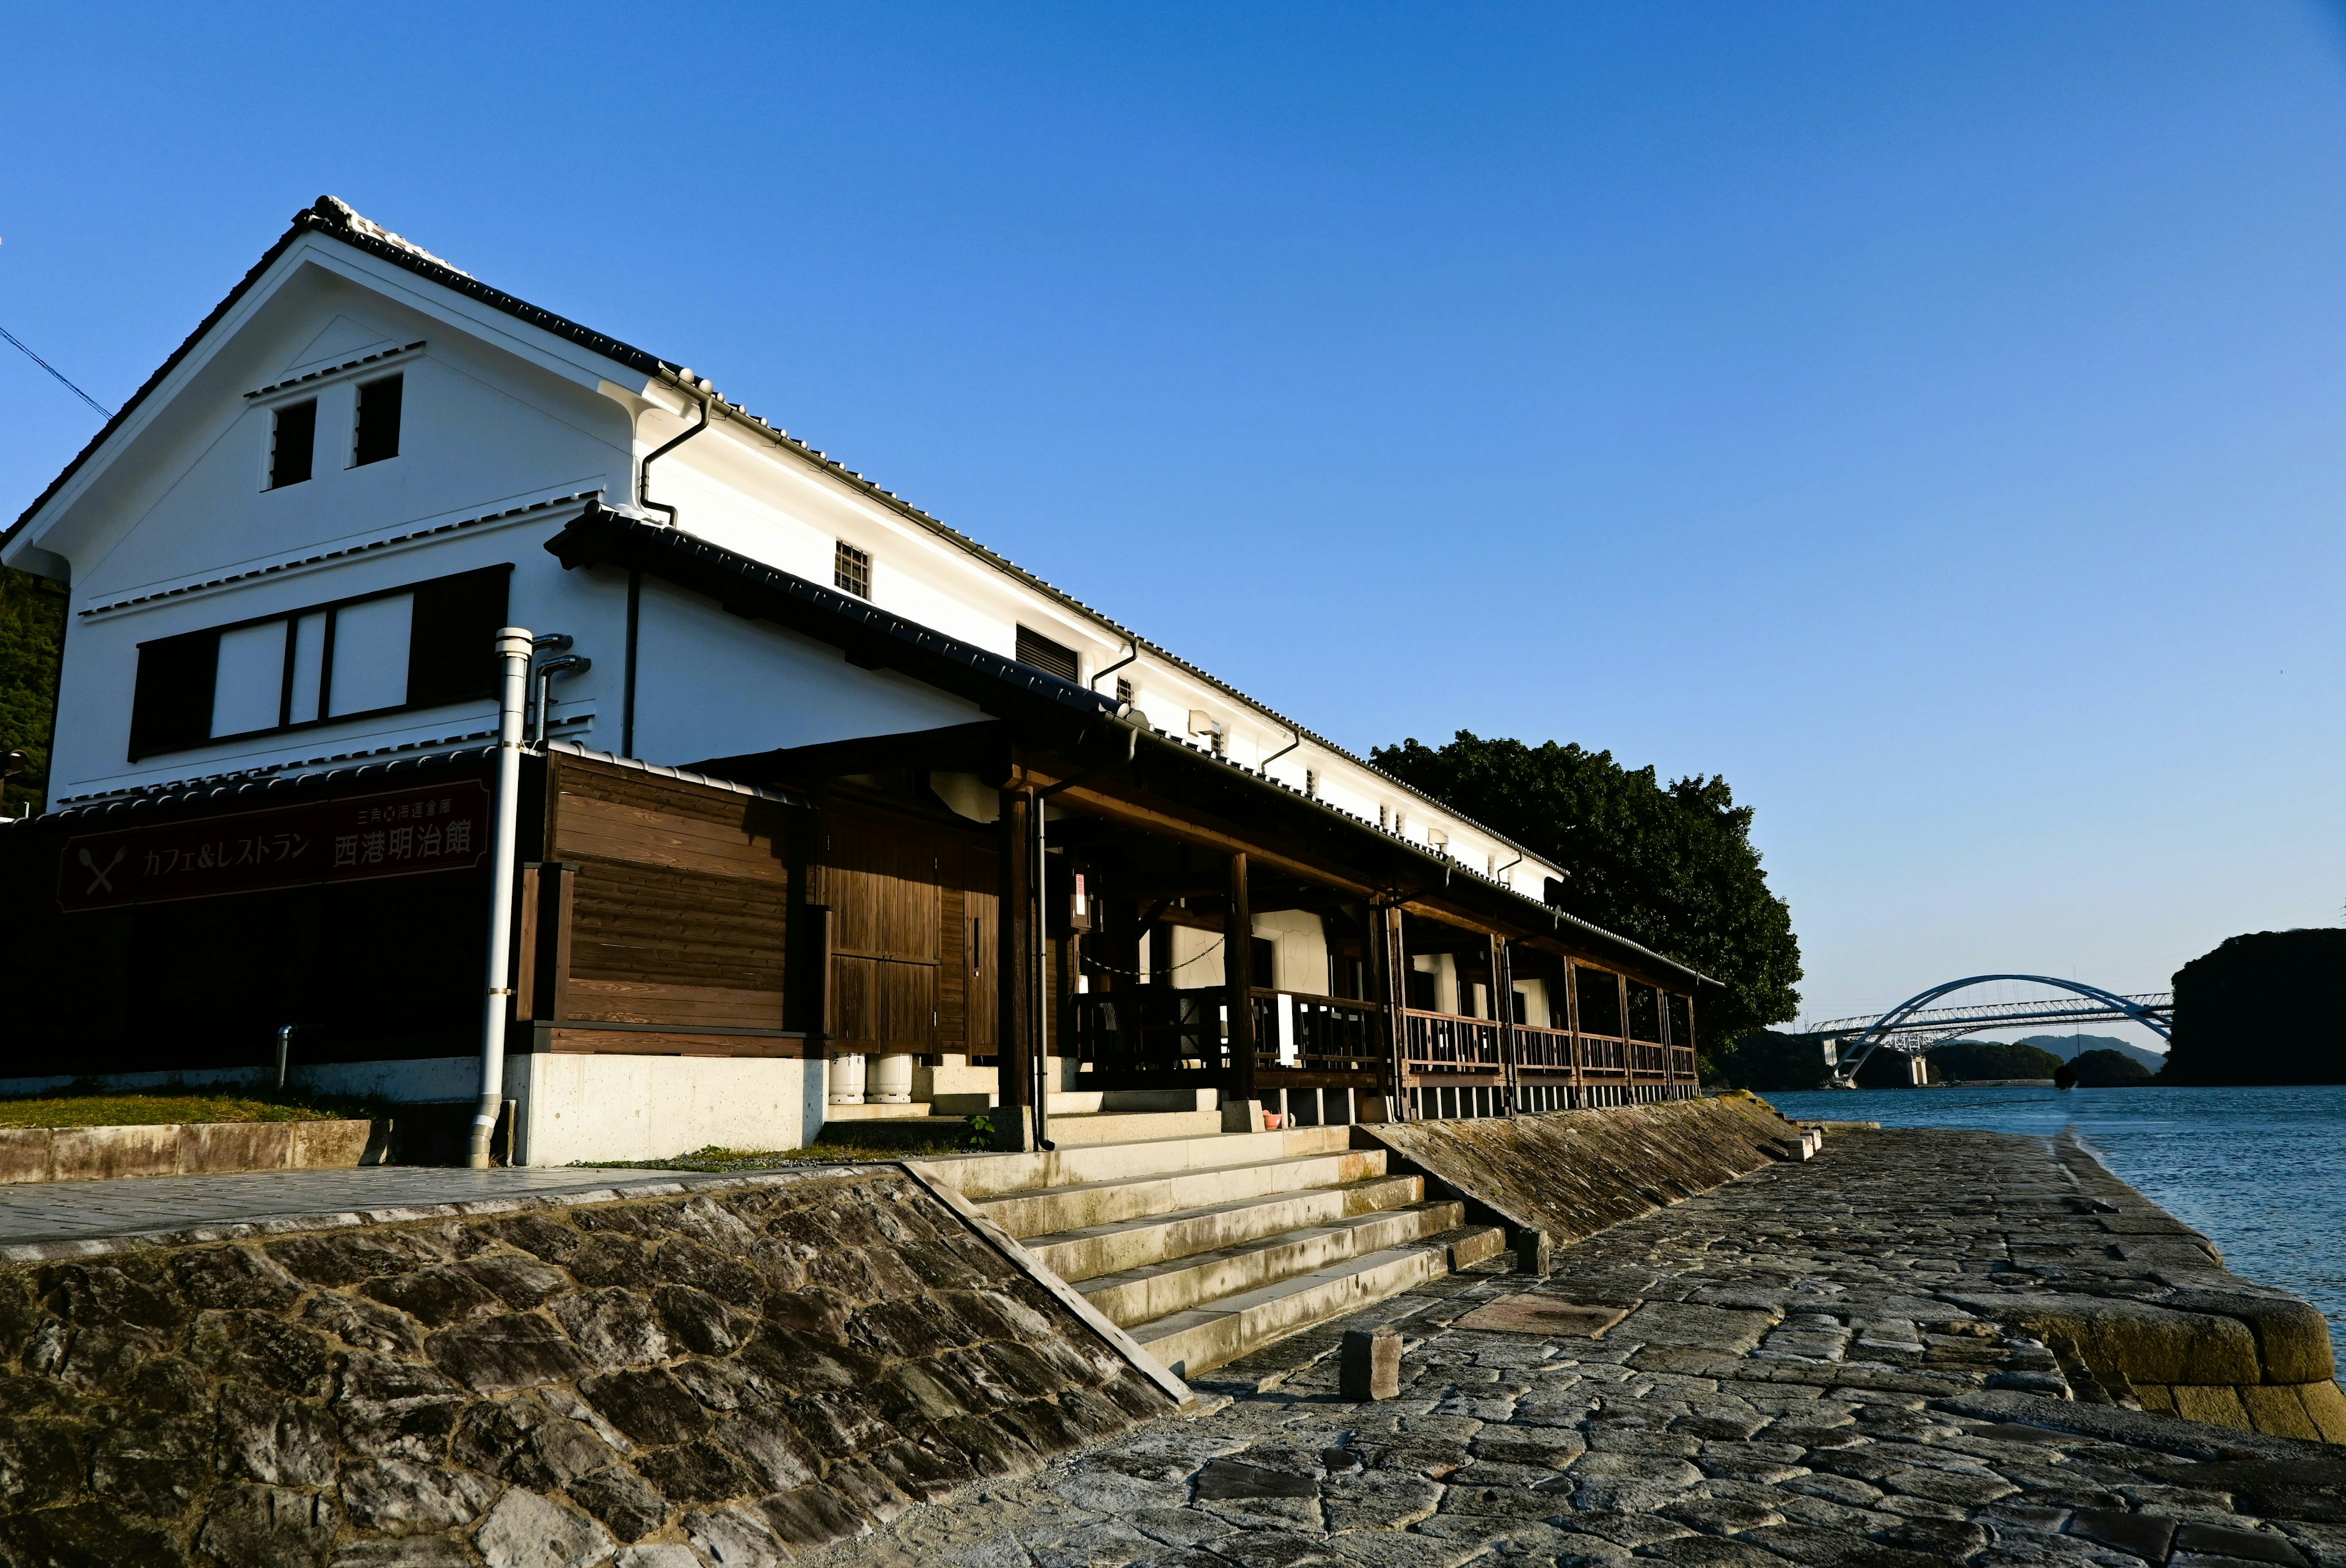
1764 1084 2346 1369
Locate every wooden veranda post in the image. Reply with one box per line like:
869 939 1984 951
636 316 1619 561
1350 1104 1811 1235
1493 934 1518 1115
997 787 1035 1150
1225 851 1256 1109
1375 902 1410 1120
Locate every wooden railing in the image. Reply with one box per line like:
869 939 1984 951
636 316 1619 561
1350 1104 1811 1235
1073 988 1698 1098
1072 986 1229 1080
1401 1008 1504 1077
1578 1034 1628 1076
1511 1022 1574 1073
1252 989 1383 1077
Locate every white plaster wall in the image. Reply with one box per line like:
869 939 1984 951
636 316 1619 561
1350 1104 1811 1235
1252 910 1329 996
1168 924 1226 989
629 577 987 768
1518 976 1554 1029
511 1052 825 1166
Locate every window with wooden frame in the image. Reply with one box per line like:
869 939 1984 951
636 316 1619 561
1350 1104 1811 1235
833 541 871 599
127 564 513 760
1014 625 1079 683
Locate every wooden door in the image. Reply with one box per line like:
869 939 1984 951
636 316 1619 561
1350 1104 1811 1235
814 811 940 1054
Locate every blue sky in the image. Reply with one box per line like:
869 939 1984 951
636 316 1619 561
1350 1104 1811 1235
6 4 2344 1039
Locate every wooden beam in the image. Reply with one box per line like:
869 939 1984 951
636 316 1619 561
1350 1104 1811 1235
997 787 1034 1145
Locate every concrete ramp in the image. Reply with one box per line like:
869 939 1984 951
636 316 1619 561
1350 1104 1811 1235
1357 1092 1813 1256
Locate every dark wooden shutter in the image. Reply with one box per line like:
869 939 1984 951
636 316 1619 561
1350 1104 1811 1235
128 629 221 760
406 566 513 710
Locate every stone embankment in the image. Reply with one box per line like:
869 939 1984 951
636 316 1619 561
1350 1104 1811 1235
822 1123 2346 1567
1362 1092 1820 1258
0 1163 1175 1565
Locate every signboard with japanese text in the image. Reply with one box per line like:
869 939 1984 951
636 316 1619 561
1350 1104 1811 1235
56 778 492 913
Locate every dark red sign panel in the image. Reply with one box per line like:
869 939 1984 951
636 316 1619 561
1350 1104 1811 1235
57 778 492 913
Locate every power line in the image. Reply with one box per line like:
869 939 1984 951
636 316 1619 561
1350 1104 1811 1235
0 325 112 419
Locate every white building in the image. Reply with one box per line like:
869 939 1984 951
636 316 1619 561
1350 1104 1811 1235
1 197 1706 1162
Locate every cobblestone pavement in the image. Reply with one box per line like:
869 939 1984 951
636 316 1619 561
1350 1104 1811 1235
815 1128 2346 1568
0 1166 732 1249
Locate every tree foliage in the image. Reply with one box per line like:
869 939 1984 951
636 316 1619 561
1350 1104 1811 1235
1703 1029 1829 1092
0 568 65 815
1369 730 1802 1052
1924 1040 2066 1082
2068 1048 2153 1087
2167 928 2346 1085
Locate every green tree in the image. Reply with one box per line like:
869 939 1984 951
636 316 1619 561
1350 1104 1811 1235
1924 1040 2066 1082
0 567 65 815
1370 731 1802 1051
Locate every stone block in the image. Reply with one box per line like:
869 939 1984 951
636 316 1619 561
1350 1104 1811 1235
2300 1377 2346 1443
1515 1227 1552 1275
182 1120 293 1175
2165 1288 2338 1384
2170 1384 2255 1431
0 1129 53 1185
291 1118 379 1169
1342 1325 1403 1401
1962 1294 2264 1387
338 1459 498 1534
472 1486 615 1568
2242 1384 2325 1442
197 1482 343 1568
1613 1300 1776 1355
51 1123 179 1181
426 1312 594 1395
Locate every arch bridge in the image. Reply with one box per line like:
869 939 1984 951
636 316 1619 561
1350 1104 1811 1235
1801 975 2172 1087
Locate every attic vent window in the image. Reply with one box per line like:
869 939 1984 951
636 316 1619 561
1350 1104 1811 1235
1015 626 1079 682
269 399 316 489
833 541 871 599
1115 676 1134 705
1304 768 1318 798
353 374 403 465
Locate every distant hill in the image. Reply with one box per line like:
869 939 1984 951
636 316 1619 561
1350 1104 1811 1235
2001 1033 2168 1074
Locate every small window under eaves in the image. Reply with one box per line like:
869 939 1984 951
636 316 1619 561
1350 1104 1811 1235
1015 626 1078 683
353 374 403 465
834 541 871 599
269 399 316 489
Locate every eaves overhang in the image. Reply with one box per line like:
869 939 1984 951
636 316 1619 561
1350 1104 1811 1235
552 506 1712 992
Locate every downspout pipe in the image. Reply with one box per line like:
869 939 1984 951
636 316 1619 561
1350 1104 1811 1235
470 626 536 1169
638 386 714 526
1089 640 1138 695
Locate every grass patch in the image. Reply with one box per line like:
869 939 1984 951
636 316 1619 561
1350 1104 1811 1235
0 1081 387 1130
595 1116 995 1171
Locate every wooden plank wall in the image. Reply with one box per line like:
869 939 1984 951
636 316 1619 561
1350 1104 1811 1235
546 756 792 1036
807 803 995 1059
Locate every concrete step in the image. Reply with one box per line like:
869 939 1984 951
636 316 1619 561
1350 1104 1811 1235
929 1087 1218 1117
1034 1109 1227 1147
1028 1173 1428 1283
971 1148 1391 1241
1080 1200 1468 1328
820 1101 934 1121
911 1124 1354 1202
1131 1235 1502 1378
